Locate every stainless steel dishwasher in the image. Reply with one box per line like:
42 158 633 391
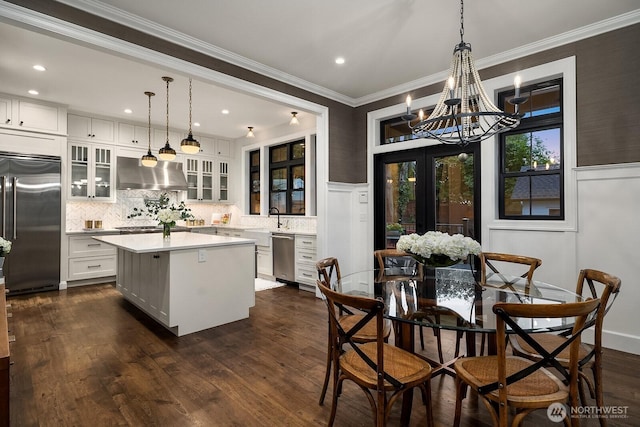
272 233 295 282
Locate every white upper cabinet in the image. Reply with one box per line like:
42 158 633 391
68 114 114 143
194 135 215 156
0 97 12 126
216 138 231 157
68 142 115 202
184 157 214 202
117 122 148 147
0 95 66 134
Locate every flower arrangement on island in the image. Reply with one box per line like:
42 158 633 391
128 193 194 237
0 236 12 257
396 231 481 267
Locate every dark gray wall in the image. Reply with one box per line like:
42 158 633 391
8 0 358 183
354 24 640 182
9 1 640 183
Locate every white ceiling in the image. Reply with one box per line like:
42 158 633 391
1 0 639 139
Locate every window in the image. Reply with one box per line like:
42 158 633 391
269 140 305 215
249 150 260 215
498 79 563 219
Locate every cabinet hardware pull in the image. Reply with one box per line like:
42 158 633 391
153 255 160 259
19 121 23 126
8 335 15 343
302 255 312 259
5 119 9 124
87 243 101 247
302 273 312 277
87 264 101 268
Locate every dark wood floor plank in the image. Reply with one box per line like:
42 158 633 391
7 283 638 426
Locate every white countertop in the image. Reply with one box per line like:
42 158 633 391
93 232 255 253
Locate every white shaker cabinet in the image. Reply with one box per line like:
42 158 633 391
67 235 117 282
295 234 317 293
0 96 66 134
68 114 114 143
117 122 148 147
68 143 115 201
184 157 214 202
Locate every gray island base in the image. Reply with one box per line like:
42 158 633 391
93 233 255 336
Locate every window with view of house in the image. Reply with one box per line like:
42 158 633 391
269 140 305 215
498 78 563 219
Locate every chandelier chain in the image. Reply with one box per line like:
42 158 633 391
459 0 464 42
165 78 170 142
188 78 193 134
148 92 152 149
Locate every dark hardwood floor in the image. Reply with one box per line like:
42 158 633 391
6 284 638 426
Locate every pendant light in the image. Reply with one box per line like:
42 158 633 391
180 77 201 154
158 76 177 161
141 91 158 168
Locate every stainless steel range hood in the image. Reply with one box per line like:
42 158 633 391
116 157 188 191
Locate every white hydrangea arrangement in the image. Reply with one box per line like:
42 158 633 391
128 192 194 227
0 237 11 257
156 208 182 227
396 231 481 267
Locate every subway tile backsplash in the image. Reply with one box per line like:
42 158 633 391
66 190 316 233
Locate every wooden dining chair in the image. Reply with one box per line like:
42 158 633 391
479 252 542 290
317 279 434 427
374 249 464 364
510 269 621 427
453 298 601 427
315 258 391 406
477 252 542 355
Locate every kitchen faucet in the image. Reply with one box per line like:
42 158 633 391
268 207 282 229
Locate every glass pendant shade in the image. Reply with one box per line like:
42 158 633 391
181 132 200 154
141 149 158 167
246 126 255 138
158 142 177 160
289 111 299 125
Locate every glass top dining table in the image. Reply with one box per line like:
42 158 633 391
331 265 582 425
331 265 582 364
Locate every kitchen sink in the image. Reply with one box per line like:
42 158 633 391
243 228 271 246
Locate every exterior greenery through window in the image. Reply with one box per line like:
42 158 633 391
498 78 563 219
269 140 305 215
249 150 260 215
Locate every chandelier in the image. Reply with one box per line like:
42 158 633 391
403 0 527 146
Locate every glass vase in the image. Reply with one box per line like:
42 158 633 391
162 223 171 239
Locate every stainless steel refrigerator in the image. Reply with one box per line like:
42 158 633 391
0 152 61 294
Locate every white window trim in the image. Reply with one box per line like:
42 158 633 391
483 56 577 232
367 56 578 235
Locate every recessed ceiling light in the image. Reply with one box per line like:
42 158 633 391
28 89 39 95
193 122 200 127
335 57 345 65
221 109 229 115
124 108 133 114
33 65 46 71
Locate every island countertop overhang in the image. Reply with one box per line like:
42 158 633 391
93 232 255 253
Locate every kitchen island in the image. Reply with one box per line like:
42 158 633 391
93 233 255 336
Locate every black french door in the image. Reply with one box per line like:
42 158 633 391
374 143 481 250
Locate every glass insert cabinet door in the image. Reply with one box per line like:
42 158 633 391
69 143 113 200
70 144 89 198
374 144 480 250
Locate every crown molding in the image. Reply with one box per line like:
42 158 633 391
354 9 640 107
55 0 355 106
8 1 640 109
